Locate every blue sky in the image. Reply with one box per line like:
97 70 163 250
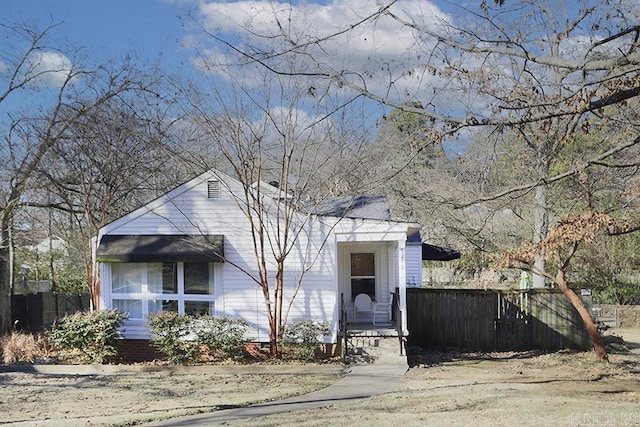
1 0 594 104
2 0 633 161
3 0 594 155
0 0 482 154
2 0 454 88
4 0 193 67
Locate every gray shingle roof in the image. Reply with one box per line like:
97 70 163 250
308 195 391 220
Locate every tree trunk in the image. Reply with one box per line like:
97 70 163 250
261 279 280 358
0 218 12 334
88 235 100 311
532 182 549 288
555 269 608 361
275 263 285 357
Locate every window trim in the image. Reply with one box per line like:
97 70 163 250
109 261 217 323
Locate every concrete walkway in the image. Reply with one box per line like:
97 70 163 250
145 347 408 426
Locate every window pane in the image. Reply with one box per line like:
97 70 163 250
148 262 177 294
113 299 142 319
147 263 163 293
185 301 214 316
111 264 143 293
184 262 212 294
162 263 178 293
148 299 178 314
351 278 376 301
351 253 374 276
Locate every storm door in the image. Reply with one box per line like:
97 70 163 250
350 252 376 301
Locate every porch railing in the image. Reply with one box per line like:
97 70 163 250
340 292 348 361
392 290 404 356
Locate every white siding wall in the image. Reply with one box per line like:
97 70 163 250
406 243 423 288
98 171 417 341
98 173 337 340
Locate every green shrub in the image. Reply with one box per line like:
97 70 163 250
592 280 640 305
48 310 127 364
283 320 330 361
192 316 248 361
147 311 201 364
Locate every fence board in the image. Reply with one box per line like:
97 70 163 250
407 288 590 351
12 292 90 332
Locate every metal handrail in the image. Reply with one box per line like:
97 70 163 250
392 291 404 356
340 293 348 361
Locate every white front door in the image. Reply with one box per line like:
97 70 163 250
339 244 389 323
350 252 376 303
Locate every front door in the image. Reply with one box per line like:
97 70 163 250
350 252 376 302
336 239 403 330
338 243 390 323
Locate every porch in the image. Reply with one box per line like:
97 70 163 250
339 289 405 359
338 322 406 363
342 322 400 338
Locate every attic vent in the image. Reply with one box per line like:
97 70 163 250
207 180 220 199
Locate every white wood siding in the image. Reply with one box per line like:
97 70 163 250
97 170 419 341
406 243 423 288
98 173 338 340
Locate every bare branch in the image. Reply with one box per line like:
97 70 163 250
456 134 640 209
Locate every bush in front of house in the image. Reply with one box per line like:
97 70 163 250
147 314 333 364
146 311 202 364
283 320 330 361
47 310 128 364
192 316 248 362
147 313 249 364
0 331 48 364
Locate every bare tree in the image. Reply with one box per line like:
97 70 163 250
181 58 371 356
187 0 640 359
39 92 185 310
0 20 171 332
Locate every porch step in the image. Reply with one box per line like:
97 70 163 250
344 323 400 338
345 335 406 366
350 336 384 348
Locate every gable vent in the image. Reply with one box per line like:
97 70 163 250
207 180 221 199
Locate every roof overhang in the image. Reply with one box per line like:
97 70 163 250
96 234 224 263
422 243 461 261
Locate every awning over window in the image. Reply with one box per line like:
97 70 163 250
422 243 461 261
96 235 224 263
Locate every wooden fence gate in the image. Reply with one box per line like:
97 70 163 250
406 288 591 351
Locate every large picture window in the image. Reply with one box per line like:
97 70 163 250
110 262 216 320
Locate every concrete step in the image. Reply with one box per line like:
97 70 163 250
344 323 399 338
347 335 406 366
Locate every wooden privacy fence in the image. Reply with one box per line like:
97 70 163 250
12 292 90 332
406 288 591 351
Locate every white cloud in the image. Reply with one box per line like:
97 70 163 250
198 0 450 63
24 51 74 88
191 1 454 103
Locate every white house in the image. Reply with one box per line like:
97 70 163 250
94 169 423 345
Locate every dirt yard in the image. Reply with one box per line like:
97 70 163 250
0 364 341 426
1 328 639 427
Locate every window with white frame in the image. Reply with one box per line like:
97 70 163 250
111 261 215 321
350 252 376 301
